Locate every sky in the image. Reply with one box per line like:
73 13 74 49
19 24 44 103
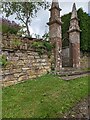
2 0 90 37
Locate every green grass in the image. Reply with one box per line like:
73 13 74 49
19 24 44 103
2 74 89 118
81 67 90 71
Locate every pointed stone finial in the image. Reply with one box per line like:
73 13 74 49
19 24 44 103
71 3 78 19
52 0 59 8
49 0 61 11
72 3 76 11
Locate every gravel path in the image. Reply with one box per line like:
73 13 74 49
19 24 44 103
63 96 90 119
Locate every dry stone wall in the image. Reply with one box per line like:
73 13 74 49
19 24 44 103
1 34 51 87
1 34 89 87
80 53 90 69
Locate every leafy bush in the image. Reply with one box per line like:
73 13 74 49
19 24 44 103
43 41 52 51
0 55 8 67
0 18 20 34
12 38 22 48
31 41 53 57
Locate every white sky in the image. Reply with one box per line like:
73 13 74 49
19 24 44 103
1 0 90 37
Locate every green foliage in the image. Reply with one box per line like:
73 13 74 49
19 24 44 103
43 41 53 58
2 75 88 118
31 41 44 56
61 13 71 47
43 41 52 51
78 8 90 52
61 8 90 52
31 41 53 57
1 24 19 35
12 38 22 48
0 55 8 67
0 23 8 34
9 27 19 35
0 18 20 34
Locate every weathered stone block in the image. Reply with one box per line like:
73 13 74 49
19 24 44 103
27 70 35 76
3 70 10 75
10 68 22 73
2 75 15 82
0 69 3 76
41 59 46 62
18 75 29 82
22 68 30 71
28 55 34 59
36 59 42 63
41 63 47 66
44 66 51 70
23 60 30 64
15 52 23 57
17 60 25 66
10 57 19 61
34 55 40 59
28 75 37 79
3 80 16 87
14 73 20 78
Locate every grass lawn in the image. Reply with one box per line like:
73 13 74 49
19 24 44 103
2 74 89 118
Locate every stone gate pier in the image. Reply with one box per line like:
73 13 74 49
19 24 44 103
48 0 81 71
68 3 81 68
47 0 62 72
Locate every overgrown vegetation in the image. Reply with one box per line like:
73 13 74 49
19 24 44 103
0 18 20 34
61 8 90 52
61 13 71 47
0 55 8 67
11 38 22 48
78 8 90 52
2 75 89 118
31 41 53 57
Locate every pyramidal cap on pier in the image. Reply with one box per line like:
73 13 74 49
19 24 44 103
47 0 62 26
68 3 81 33
71 3 78 19
49 0 61 11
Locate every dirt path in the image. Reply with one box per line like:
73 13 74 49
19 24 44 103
63 96 90 119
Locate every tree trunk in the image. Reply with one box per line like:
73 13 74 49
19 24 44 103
26 21 30 37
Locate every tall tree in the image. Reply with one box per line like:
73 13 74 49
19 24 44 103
78 8 90 52
1 2 49 36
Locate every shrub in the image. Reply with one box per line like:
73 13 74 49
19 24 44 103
31 41 53 57
11 38 22 48
0 18 20 34
0 55 8 67
43 41 52 51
